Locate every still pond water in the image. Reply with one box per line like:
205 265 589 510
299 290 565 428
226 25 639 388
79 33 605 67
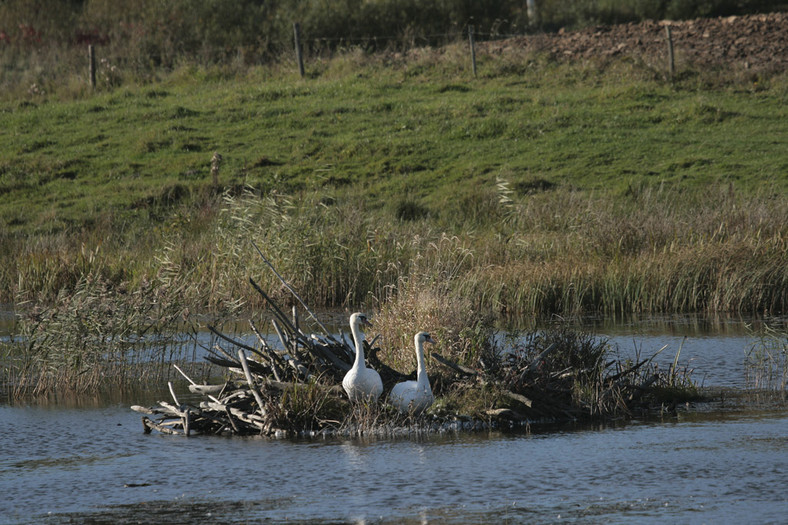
1 316 787 524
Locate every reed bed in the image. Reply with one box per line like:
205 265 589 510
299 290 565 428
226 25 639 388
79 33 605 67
213 181 787 319
2 269 206 399
8 178 786 322
453 182 788 318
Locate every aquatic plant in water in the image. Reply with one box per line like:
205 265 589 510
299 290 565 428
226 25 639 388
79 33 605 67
745 324 788 391
3 271 201 399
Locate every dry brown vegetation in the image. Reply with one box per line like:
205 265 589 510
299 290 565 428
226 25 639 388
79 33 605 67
132 272 701 437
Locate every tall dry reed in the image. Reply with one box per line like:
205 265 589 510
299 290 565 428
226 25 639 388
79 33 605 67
745 324 788 391
4 268 198 398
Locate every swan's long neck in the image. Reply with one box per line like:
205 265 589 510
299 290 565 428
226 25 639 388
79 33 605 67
415 336 428 385
351 321 365 368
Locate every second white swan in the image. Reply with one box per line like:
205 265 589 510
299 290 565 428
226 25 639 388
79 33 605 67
389 331 436 414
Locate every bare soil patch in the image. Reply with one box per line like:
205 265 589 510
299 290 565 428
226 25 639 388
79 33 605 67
485 12 788 75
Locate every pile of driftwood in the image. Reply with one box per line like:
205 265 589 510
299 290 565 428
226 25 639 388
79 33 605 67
434 328 681 424
132 247 697 437
132 246 411 437
131 278 408 436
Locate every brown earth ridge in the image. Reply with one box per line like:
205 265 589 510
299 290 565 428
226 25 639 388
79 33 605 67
484 12 788 76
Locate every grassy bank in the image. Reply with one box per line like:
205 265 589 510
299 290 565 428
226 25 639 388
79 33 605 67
2 39 788 320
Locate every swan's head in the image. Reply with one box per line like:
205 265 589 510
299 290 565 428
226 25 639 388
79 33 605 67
416 331 436 345
350 312 372 329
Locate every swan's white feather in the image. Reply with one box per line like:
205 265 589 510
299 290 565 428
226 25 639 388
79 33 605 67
389 332 435 414
342 312 383 401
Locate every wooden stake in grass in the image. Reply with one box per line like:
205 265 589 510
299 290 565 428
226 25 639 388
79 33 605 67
210 151 222 188
468 25 477 78
666 25 675 79
88 45 96 89
293 22 305 78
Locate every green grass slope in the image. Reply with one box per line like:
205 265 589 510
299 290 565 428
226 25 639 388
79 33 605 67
1 48 787 315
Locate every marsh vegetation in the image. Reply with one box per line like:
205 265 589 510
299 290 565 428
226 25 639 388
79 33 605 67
132 269 705 437
1 5 786 421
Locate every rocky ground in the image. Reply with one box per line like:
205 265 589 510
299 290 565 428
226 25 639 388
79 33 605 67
485 12 787 76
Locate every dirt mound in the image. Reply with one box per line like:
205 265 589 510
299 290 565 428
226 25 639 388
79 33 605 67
485 12 788 76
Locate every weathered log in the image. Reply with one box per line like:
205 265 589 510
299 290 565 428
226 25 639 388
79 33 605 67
199 399 265 430
188 384 225 395
179 404 231 428
167 381 180 406
183 408 191 436
503 390 533 408
142 416 180 435
158 401 186 418
200 400 227 411
219 389 250 404
238 349 267 417
271 318 290 353
431 352 478 376
248 319 284 381
485 408 526 421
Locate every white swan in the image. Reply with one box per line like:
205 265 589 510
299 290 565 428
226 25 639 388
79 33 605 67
389 332 436 414
342 312 383 402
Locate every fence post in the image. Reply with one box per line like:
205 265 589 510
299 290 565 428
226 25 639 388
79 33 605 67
293 22 305 78
88 44 96 89
468 25 477 78
665 25 675 79
527 0 538 27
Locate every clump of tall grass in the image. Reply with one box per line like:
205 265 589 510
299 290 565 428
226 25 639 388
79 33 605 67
745 324 788 391
271 379 348 434
4 269 199 398
372 234 496 372
210 187 405 308
455 180 788 318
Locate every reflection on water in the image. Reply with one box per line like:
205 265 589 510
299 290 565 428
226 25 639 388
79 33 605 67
0 400 786 524
544 312 788 338
1 315 787 523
